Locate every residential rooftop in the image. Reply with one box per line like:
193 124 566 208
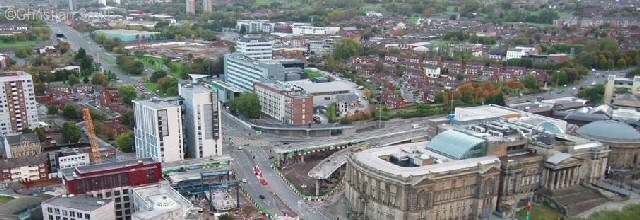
43 195 112 211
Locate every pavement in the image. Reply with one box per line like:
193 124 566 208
223 109 333 219
576 181 640 218
46 21 141 86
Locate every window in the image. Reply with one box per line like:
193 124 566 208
114 190 120 196
77 212 82 218
48 207 53 213
105 191 111 197
84 214 90 219
49 216 53 220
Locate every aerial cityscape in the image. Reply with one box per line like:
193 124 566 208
0 0 640 219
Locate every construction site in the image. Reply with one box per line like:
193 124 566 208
126 41 230 61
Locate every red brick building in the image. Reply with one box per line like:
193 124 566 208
255 82 314 125
60 159 161 220
61 159 161 194
100 88 121 108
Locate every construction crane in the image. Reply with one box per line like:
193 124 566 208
82 108 101 164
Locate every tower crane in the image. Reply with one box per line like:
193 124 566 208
82 108 101 164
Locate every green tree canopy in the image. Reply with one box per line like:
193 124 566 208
230 93 261 119
118 86 138 106
62 104 80 119
91 73 109 86
333 39 364 60
62 122 82 143
115 132 135 153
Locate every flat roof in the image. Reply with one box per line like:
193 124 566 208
134 99 179 110
454 105 524 122
161 155 233 169
74 158 157 175
353 143 499 178
44 195 112 211
288 79 354 94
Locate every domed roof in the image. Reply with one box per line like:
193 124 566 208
577 120 640 142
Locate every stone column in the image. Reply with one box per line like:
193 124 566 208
542 169 548 189
316 179 320 196
301 154 305 162
550 171 557 190
563 169 569 188
566 168 573 187
574 167 580 185
557 170 564 189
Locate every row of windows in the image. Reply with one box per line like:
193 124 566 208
46 207 90 219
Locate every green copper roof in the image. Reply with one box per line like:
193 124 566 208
427 130 487 160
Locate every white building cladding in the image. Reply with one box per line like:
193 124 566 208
133 99 184 162
42 195 116 220
179 83 222 158
0 71 39 135
236 35 273 61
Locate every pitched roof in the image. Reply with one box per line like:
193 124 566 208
4 133 39 146
426 130 487 160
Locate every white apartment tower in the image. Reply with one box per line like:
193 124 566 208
133 99 184 162
179 83 222 158
203 0 214 13
185 0 196 14
237 35 273 61
99 0 106 6
0 71 38 135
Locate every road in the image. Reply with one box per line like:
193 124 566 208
47 21 141 86
223 110 332 219
508 70 628 104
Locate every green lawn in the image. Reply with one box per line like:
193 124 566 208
143 82 157 93
304 69 325 80
517 205 564 220
140 56 168 72
0 40 39 50
0 195 14 204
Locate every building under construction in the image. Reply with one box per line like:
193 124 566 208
162 156 240 212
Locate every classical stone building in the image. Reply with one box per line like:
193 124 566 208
345 133 501 220
345 105 611 219
576 120 640 169
0 133 41 159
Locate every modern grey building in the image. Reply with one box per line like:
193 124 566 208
179 83 222 158
237 35 273 61
223 53 302 92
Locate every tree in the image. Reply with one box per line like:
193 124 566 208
118 86 137 106
15 45 33 58
150 70 168 83
522 75 540 91
91 73 109 86
62 122 82 143
326 102 338 123
121 110 135 127
62 104 80 119
229 93 261 119
333 39 364 60
47 105 59 114
56 42 71 54
115 132 135 153
75 48 87 61
68 74 80 86
80 57 94 75
157 76 178 96
34 128 46 142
